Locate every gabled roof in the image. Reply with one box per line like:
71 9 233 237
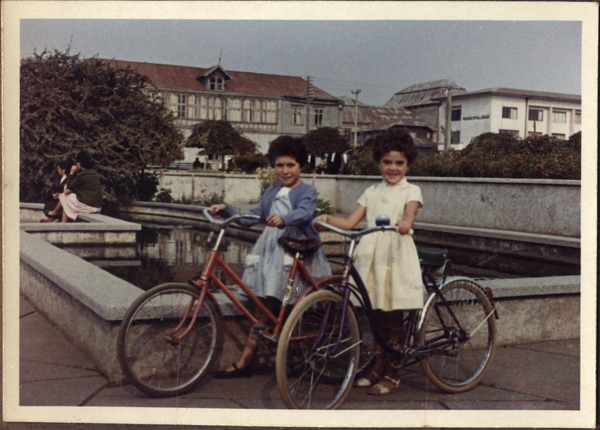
102 59 339 101
385 79 466 107
343 105 434 130
432 87 581 103
200 64 233 81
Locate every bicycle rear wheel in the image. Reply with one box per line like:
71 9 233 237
417 279 497 393
276 290 360 410
117 282 223 397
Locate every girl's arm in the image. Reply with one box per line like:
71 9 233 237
279 186 318 228
314 204 366 231
396 200 420 235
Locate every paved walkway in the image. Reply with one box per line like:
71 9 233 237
19 294 580 411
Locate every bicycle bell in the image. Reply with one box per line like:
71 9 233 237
375 214 391 226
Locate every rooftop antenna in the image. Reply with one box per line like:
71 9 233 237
218 49 223 66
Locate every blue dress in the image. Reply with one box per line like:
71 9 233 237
242 187 331 303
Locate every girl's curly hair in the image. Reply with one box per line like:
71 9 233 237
371 128 419 166
267 135 308 167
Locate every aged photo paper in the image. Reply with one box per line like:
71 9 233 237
2 1 597 428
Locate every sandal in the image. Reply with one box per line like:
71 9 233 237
353 371 381 388
366 375 400 395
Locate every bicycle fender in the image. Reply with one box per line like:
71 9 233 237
440 276 499 320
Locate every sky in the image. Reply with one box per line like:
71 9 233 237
21 19 582 107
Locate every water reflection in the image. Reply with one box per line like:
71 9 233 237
103 225 579 291
105 226 253 290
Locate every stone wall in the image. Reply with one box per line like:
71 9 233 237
155 172 580 238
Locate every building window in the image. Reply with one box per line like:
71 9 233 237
209 77 223 91
552 133 566 139
292 106 303 126
262 100 277 123
189 95 200 119
176 94 187 118
575 110 581 124
314 108 323 126
344 128 352 141
252 100 261 123
242 100 261 123
224 98 242 122
502 107 518 119
499 129 520 137
527 131 543 136
552 110 567 123
528 108 543 121
451 108 461 121
452 131 461 144
207 97 222 120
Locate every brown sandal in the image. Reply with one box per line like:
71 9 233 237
353 371 381 388
366 376 401 395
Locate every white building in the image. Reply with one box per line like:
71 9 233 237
432 87 582 150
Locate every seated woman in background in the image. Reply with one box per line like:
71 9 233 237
41 160 69 223
47 150 103 222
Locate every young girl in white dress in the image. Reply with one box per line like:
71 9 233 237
314 129 423 395
210 136 331 378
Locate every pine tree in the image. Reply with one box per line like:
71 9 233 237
20 49 184 205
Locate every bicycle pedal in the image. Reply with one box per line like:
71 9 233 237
250 323 266 340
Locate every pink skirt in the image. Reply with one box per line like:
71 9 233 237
59 193 101 220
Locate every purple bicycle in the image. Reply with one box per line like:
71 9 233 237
275 215 498 409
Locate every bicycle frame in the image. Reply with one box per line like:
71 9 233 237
311 220 478 364
178 209 320 343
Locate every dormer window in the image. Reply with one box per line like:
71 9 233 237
209 77 223 91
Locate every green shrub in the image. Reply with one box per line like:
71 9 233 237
348 146 379 175
233 153 269 173
154 188 173 203
256 166 280 195
409 132 580 180
314 196 335 218
196 189 226 207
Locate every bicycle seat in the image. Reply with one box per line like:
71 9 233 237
278 237 322 254
417 247 448 267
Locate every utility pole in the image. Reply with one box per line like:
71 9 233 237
444 88 452 152
306 76 313 135
351 89 361 146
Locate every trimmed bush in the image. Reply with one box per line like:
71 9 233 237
409 133 580 180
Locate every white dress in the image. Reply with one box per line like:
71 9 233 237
353 178 424 311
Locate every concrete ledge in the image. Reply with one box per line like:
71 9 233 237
20 203 141 247
19 206 581 384
20 231 141 321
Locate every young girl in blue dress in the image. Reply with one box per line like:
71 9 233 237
315 129 424 395
210 136 331 378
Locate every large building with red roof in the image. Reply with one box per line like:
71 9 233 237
103 59 343 155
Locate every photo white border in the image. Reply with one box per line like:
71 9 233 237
3 1 597 428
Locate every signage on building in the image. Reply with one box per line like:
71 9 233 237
462 115 490 121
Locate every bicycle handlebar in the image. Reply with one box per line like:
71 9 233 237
203 208 265 227
314 220 413 239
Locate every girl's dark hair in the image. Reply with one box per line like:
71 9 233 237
57 160 70 171
371 128 419 165
267 136 308 167
75 150 95 169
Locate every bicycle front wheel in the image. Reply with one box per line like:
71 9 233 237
276 290 360 410
417 279 497 393
117 282 223 397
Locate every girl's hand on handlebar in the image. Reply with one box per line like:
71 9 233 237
266 213 284 227
396 220 412 235
313 215 328 231
210 204 226 218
